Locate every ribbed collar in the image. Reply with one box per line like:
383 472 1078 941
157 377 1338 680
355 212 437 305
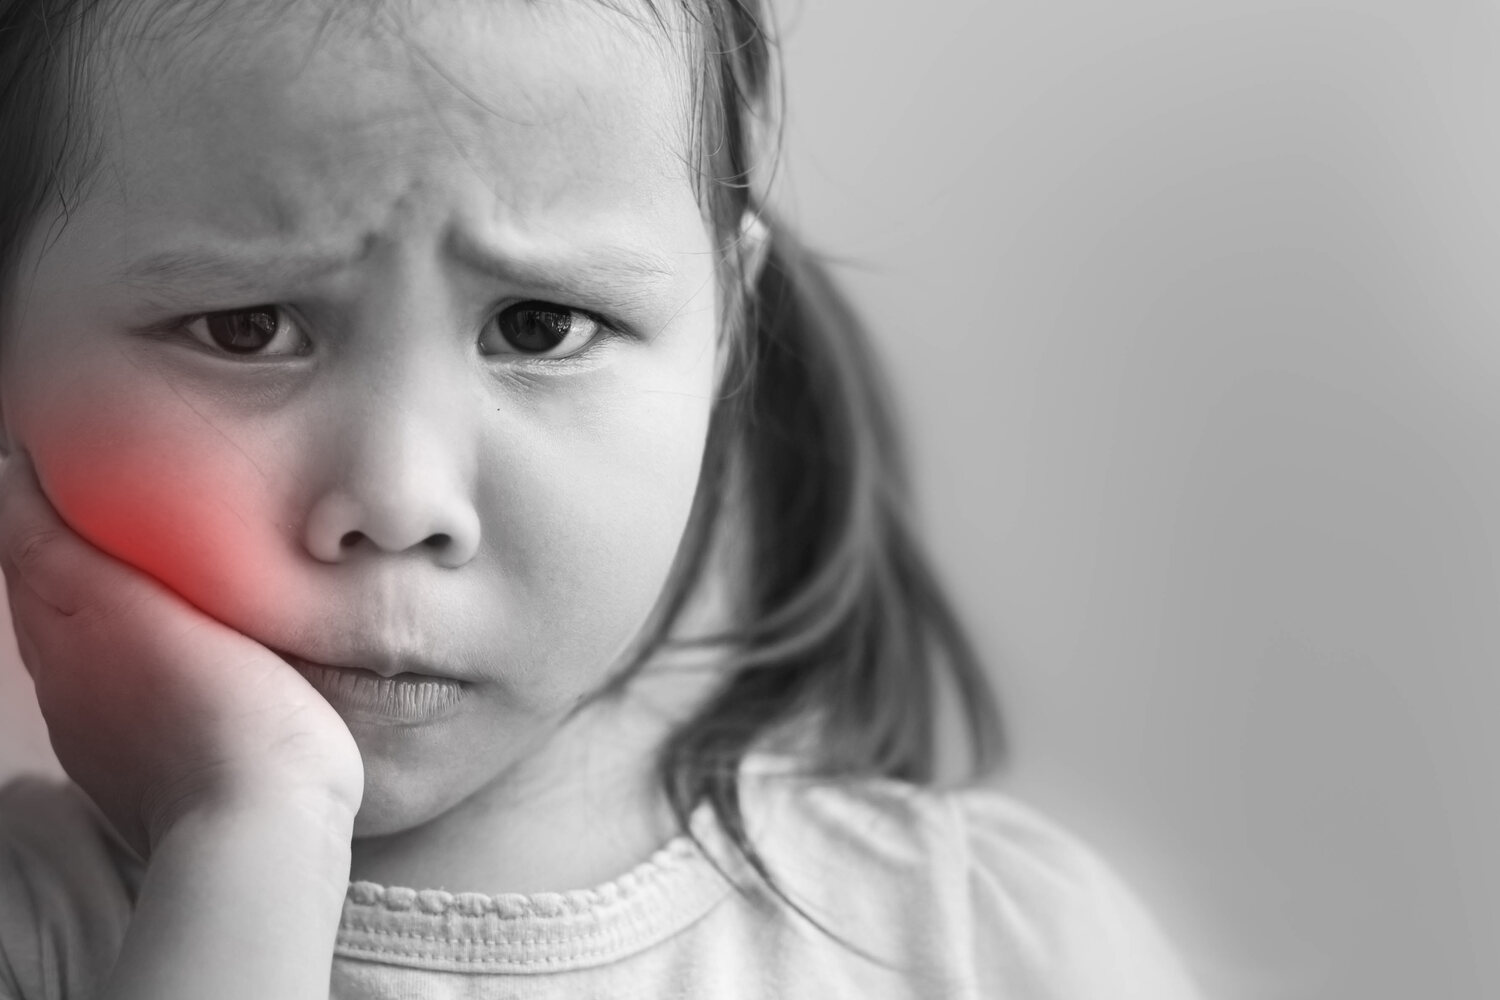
334 799 742 973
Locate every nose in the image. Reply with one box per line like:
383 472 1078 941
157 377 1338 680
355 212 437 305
304 490 481 568
301 362 482 570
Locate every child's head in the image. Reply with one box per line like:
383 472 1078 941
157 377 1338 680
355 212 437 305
0 0 999 848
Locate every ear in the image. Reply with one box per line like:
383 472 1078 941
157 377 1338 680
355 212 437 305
737 210 771 289
714 211 772 393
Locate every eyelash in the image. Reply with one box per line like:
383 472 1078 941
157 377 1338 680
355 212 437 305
179 307 310 358
151 301 624 364
477 302 620 362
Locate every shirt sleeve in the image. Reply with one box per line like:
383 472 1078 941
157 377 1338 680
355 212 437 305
951 788 1203 1000
0 777 140 1000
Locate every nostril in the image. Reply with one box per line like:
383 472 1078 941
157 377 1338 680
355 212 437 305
334 530 450 552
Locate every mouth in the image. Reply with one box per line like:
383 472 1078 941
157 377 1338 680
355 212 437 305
279 653 468 725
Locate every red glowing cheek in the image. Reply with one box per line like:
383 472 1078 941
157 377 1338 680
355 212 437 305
20 383 291 626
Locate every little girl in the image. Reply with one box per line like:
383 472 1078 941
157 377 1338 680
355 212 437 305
0 0 1201 997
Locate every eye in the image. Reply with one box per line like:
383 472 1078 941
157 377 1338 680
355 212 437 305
480 301 602 359
184 306 307 356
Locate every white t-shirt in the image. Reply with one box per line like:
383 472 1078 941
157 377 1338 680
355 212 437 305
0 762 1200 999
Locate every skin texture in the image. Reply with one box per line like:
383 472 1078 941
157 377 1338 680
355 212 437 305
1 0 731 892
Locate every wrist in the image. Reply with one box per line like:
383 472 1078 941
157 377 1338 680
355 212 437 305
153 789 356 894
143 768 362 853
105 783 355 1000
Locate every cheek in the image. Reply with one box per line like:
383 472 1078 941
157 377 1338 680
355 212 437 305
9 358 287 624
481 364 716 684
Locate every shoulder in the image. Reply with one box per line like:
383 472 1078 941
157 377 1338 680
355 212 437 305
741 767 1201 1000
0 775 140 1000
942 786 1201 999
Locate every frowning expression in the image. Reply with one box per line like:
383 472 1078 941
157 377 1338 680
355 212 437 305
1 0 722 832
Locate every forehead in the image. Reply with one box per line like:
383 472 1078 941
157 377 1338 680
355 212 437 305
83 0 699 252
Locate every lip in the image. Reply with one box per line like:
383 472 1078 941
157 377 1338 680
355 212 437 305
284 644 457 681
281 653 468 726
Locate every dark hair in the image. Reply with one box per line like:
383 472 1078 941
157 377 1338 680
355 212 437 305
597 0 1008 923
0 0 1004 937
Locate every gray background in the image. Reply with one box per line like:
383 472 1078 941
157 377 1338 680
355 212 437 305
2 1 1495 997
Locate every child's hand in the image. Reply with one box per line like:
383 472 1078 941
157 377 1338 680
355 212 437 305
0 452 363 858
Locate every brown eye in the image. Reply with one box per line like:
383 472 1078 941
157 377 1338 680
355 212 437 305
187 306 304 356
484 301 600 357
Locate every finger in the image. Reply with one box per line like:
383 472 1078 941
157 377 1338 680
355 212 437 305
1 516 103 689
0 490 261 689
4 566 94 688
0 454 287 691
0 452 153 622
0 452 83 616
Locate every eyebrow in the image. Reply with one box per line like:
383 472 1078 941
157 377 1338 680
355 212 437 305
114 247 355 303
445 230 681 313
113 236 682 312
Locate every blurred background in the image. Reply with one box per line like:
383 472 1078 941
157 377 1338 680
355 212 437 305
768 1 1496 998
3 1 1497 997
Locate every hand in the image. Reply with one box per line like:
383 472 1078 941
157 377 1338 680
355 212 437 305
0 452 363 858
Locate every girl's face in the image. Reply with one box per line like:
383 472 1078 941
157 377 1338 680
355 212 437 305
2 1 722 832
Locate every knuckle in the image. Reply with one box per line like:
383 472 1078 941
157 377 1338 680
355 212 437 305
10 523 61 575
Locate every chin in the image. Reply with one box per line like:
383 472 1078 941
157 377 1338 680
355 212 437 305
349 759 471 839
343 723 512 840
